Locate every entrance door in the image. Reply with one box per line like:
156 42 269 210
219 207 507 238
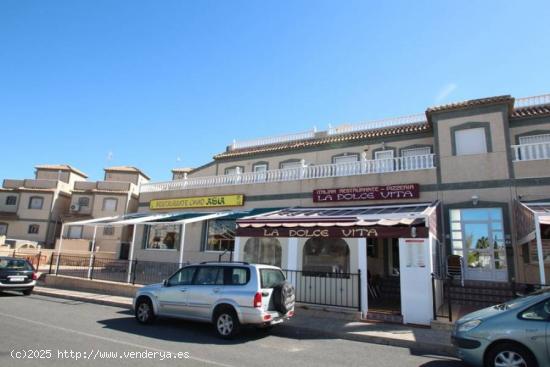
450 208 507 282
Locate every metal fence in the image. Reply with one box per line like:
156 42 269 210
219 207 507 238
45 254 361 310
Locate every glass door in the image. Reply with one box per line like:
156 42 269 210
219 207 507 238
450 208 507 282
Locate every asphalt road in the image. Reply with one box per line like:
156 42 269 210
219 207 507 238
0 292 465 367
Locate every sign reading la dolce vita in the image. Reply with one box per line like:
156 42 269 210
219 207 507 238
150 194 244 210
236 226 429 239
313 183 419 203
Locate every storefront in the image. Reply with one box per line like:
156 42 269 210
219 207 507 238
233 201 441 325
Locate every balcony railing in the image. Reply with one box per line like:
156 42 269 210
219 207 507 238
512 142 550 161
141 154 435 193
327 113 426 136
229 129 317 151
515 94 550 108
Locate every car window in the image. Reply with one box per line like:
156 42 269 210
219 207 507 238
260 269 285 288
0 259 32 270
193 267 223 285
168 267 196 286
520 299 550 321
223 267 250 285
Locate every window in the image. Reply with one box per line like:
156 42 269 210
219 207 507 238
367 238 378 257
78 197 90 207
103 226 114 236
67 225 83 239
102 198 117 211
243 238 282 267
333 154 359 164
224 167 242 175
520 300 550 321
146 224 180 250
455 128 487 155
224 267 250 285
204 219 235 252
374 150 395 172
28 196 44 210
5 196 17 206
168 266 196 286
0 223 7 236
280 160 302 169
260 269 286 288
193 266 223 285
252 163 268 172
303 238 350 276
28 224 40 234
401 147 431 170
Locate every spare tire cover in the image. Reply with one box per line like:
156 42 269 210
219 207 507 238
272 281 295 314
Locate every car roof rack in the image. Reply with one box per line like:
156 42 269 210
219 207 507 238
199 261 250 265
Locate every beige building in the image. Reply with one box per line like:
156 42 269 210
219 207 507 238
0 165 87 248
56 166 149 258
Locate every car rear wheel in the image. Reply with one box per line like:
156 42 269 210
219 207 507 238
215 308 240 339
22 288 33 296
485 342 536 367
135 298 155 324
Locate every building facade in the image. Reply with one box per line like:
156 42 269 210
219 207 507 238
0 165 88 248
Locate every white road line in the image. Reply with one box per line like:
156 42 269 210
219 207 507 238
0 311 234 367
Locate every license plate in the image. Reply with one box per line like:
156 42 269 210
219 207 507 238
9 276 25 282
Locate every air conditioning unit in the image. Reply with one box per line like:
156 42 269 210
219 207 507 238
70 204 80 212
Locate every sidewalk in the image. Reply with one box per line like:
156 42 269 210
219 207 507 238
33 285 455 357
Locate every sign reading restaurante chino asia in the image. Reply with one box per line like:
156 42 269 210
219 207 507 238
150 194 244 210
313 184 419 202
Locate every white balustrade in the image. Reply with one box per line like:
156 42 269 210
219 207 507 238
515 94 550 108
140 154 436 193
230 130 316 150
328 113 426 136
512 142 550 161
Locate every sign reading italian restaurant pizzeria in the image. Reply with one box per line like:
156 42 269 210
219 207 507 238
150 194 244 210
313 183 419 203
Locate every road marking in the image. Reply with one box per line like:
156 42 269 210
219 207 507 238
0 311 234 367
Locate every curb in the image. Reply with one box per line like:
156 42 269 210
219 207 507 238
33 287 456 357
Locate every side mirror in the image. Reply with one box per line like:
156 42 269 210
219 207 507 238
163 279 169 287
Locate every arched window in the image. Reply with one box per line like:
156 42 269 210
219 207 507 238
303 238 350 275
243 238 282 267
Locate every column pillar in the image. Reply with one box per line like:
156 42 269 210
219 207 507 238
233 236 242 261
358 237 368 318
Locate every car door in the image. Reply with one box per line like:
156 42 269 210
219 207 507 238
185 266 224 320
156 266 196 317
517 297 550 363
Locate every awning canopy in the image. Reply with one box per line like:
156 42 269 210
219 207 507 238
515 201 550 243
236 202 439 238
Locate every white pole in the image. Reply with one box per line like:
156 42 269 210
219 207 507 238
127 224 138 283
358 237 368 319
87 226 98 279
178 223 187 268
55 224 65 274
535 216 546 285
233 236 242 261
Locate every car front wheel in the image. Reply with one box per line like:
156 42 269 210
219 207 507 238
22 288 33 296
135 298 155 324
485 342 536 367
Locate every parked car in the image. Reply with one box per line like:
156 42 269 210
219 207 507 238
133 262 295 338
0 257 37 295
452 288 550 367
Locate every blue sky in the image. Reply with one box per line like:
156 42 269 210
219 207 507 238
1 1 549 181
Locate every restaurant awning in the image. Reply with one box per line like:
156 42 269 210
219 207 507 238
236 202 439 238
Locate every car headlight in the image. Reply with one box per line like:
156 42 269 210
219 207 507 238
458 319 482 332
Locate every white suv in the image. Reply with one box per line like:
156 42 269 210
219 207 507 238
133 262 295 338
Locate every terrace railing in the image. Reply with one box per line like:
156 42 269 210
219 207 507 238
140 154 436 193
229 129 317 150
512 141 550 161
327 113 426 136
514 94 550 108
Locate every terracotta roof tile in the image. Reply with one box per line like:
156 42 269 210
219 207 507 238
214 122 431 159
511 104 550 119
427 95 513 115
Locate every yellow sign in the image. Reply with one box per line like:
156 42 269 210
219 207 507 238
150 194 244 210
